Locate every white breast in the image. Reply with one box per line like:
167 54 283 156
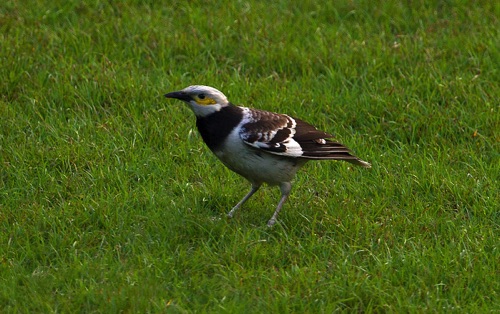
213 127 307 185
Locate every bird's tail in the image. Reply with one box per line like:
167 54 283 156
346 158 372 168
298 140 371 168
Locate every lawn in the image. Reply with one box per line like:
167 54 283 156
1 0 499 312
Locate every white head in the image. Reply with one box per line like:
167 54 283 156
165 85 229 117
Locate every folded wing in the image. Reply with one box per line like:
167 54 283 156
239 108 371 168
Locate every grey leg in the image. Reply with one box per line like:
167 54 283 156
267 182 292 227
227 183 261 218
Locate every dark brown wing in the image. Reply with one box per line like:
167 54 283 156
239 108 371 167
293 118 371 167
239 108 304 156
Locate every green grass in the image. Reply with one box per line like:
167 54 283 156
1 0 499 312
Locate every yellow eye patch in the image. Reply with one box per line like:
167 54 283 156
194 95 217 105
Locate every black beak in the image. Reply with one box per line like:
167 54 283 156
164 91 192 102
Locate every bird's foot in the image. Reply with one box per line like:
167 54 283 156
267 218 277 227
227 207 237 218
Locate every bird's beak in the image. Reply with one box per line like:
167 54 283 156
164 91 192 102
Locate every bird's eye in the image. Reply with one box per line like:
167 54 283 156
198 94 206 99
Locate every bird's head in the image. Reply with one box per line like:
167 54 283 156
165 85 229 117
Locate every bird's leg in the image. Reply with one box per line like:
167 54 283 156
267 182 292 227
227 183 261 218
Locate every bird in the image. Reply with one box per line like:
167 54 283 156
165 85 371 226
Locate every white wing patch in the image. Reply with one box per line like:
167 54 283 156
235 106 369 164
238 107 304 157
246 137 304 157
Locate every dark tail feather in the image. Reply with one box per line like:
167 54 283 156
299 140 372 168
301 153 371 168
346 158 372 168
